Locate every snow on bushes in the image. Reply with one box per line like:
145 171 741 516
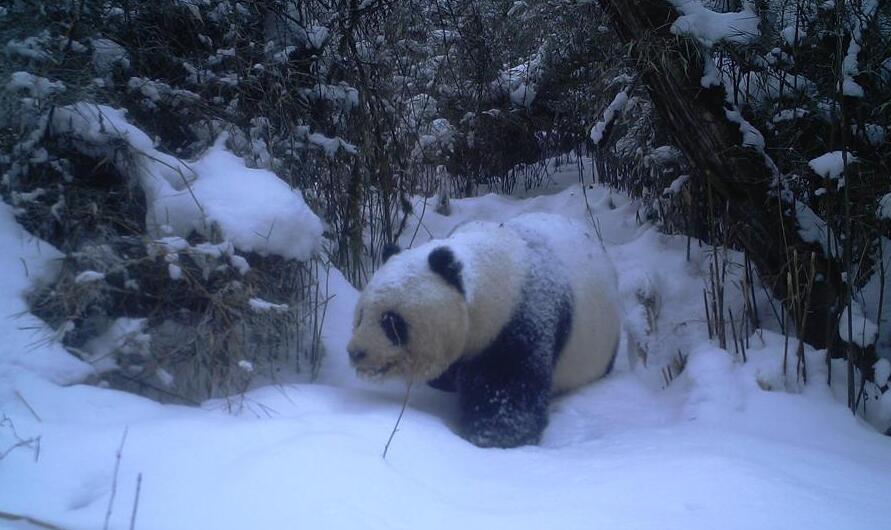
6 71 65 98
669 1 760 47
590 88 629 146
839 301 879 348
50 103 323 261
808 151 856 181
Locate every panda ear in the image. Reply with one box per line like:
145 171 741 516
428 246 464 295
382 242 401 263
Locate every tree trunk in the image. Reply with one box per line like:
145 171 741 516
598 0 843 350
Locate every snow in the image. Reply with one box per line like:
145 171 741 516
590 89 629 145
91 38 130 73
780 25 806 46
663 174 690 196
510 83 537 108
186 135 324 260
155 368 174 387
669 0 760 47
853 234 891 361
229 254 250 275
2 166 891 529
842 78 864 98
839 302 879 348
248 298 290 313
299 83 359 113
878 193 891 220
0 203 92 385
840 0 878 98
5 71 66 98
306 132 358 158
127 77 201 108
795 202 839 259
875 359 890 386
495 52 543 109
5 32 52 62
74 270 106 284
808 151 856 180
49 103 323 261
303 25 330 50
725 108 765 149
237 360 254 373
700 52 721 87
645 145 682 167
167 263 182 280
82 318 151 374
772 108 808 123
858 123 886 146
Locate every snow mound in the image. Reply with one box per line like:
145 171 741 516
50 103 323 261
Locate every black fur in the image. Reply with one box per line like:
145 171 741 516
428 246 464 295
428 263 574 448
381 311 408 346
428 362 460 392
382 243 401 263
455 315 554 447
553 295 573 366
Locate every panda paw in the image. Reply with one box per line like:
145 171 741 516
460 403 547 448
463 425 542 448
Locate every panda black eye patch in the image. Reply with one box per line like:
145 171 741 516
381 311 408 346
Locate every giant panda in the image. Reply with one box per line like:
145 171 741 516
347 212 621 448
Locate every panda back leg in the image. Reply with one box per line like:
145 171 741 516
457 330 553 448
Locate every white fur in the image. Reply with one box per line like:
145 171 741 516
509 213 621 392
348 213 621 392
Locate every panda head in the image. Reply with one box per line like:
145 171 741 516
347 244 469 381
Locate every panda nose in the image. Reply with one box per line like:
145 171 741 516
349 349 367 363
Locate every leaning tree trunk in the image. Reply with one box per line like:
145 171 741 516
598 0 847 353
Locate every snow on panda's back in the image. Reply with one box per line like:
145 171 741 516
506 213 621 392
506 213 615 285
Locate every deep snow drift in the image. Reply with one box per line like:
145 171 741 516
1 160 891 530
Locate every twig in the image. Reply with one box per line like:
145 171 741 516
407 196 429 249
0 414 41 462
0 436 41 461
129 473 142 530
703 289 712 340
382 380 413 459
729 307 740 358
15 390 42 422
104 427 129 530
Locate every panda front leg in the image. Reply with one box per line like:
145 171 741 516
456 339 553 448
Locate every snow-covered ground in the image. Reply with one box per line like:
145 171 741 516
2 160 891 530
